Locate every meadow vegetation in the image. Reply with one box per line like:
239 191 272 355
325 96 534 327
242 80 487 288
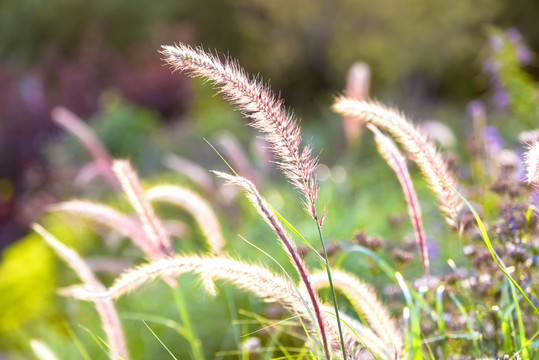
0 27 538 360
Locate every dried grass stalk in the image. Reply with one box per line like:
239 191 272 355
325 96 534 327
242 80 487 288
50 200 155 256
112 160 173 258
307 270 403 357
147 185 224 254
33 224 128 360
524 141 539 186
333 98 461 226
160 44 318 219
63 255 342 356
212 171 333 358
51 107 117 185
367 124 429 275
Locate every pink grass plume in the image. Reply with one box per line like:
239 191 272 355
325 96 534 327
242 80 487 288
367 124 429 275
51 107 118 186
160 44 319 220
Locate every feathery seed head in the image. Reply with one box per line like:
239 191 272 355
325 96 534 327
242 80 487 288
33 224 129 360
63 254 331 346
112 160 174 259
147 185 225 254
307 270 404 356
160 44 319 220
524 141 539 186
212 171 331 358
367 124 429 275
333 97 461 227
50 200 155 256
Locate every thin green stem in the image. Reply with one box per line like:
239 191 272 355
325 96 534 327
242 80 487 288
172 287 205 360
316 222 346 359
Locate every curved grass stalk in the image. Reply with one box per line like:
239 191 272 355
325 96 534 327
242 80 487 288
50 200 155 257
62 254 345 357
333 98 461 226
308 270 403 356
112 160 174 258
160 44 319 220
147 185 224 255
212 172 333 358
33 224 129 360
51 107 117 186
367 124 429 275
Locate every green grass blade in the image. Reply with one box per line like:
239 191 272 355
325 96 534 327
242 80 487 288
270 205 326 264
447 291 481 357
142 319 179 360
423 332 480 343
78 325 124 360
171 287 205 360
435 285 448 359
510 280 530 360
396 272 422 359
239 235 321 352
65 322 91 360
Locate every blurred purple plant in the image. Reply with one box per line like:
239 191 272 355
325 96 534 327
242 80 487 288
483 125 505 156
483 27 533 110
0 36 192 248
466 100 485 119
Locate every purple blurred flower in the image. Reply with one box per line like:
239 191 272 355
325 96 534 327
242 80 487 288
489 34 504 51
532 190 539 208
18 74 45 113
482 58 499 76
483 125 504 154
493 89 510 108
506 27 522 44
516 44 531 64
467 100 485 119
426 239 439 259
504 27 531 65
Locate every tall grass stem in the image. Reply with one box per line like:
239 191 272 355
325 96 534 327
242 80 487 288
316 223 346 359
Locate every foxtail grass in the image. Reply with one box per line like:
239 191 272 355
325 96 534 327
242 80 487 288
212 172 334 358
147 185 225 254
343 62 371 143
160 44 319 220
50 201 156 257
307 270 403 356
62 254 343 357
367 124 429 275
52 107 118 186
524 140 539 186
112 160 174 259
333 98 461 227
33 224 129 360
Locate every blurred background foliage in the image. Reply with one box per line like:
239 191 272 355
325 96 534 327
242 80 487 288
0 0 538 358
